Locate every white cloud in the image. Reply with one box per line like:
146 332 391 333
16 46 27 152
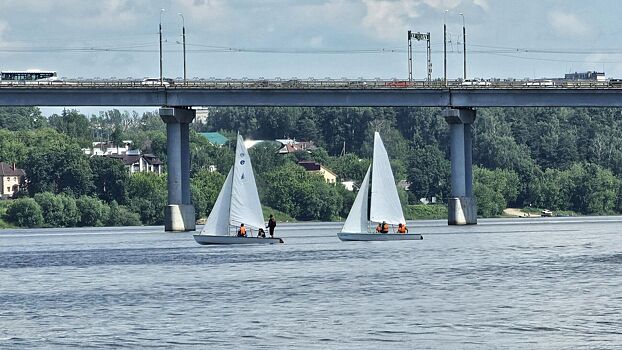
361 0 420 40
472 0 489 11
549 11 590 37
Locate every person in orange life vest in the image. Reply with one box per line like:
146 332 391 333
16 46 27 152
380 221 389 233
237 223 247 237
397 223 408 234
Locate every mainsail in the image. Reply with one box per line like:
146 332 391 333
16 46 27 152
369 132 405 225
200 167 233 236
229 134 265 230
341 165 371 233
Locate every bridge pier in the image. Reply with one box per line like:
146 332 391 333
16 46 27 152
160 107 196 231
444 108 477 225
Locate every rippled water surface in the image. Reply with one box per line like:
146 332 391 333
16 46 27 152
1 217 622 349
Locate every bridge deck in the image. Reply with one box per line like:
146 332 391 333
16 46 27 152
1 80 622 107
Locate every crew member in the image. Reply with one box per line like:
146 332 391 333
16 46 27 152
237 223 247 237
268 214 277 238
397 223 408 234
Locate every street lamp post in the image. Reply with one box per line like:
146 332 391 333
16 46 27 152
460 13 466 80
178 13 186 84
160 9 165 86
444 10 448 86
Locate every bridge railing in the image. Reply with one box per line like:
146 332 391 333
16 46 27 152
0 78 620 89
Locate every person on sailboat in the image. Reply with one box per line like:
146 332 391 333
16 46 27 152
258 228 266 238
268 214 277 238
397 223 408 234
237 223 247 237
376 221 389 233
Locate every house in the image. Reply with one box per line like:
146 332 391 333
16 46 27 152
105 152 163 175
0 162 25 199
276 139 317 154
82 140 134 156
298 160 337 184
200 132 229 147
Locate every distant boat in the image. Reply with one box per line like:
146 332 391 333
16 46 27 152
194 134 283 245
338 132 423 242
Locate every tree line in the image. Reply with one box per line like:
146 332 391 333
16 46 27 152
2 105 622 228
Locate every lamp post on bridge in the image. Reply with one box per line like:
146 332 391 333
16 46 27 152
178 13 186 84
444 10 448 87
460 13 466 80
159 9 165 86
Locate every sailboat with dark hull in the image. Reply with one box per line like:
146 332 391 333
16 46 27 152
194 134 283 245
338 132 423 242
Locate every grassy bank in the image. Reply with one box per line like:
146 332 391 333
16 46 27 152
405 204 448 220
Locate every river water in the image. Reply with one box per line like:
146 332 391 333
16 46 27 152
1 217 621 349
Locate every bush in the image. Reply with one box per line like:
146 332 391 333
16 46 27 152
107 200 142 226
34 192 65 227
405 204 448 220
5 198 43 227
76 196 108 227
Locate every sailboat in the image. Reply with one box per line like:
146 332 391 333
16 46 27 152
194 134 284 245
338 132 423 242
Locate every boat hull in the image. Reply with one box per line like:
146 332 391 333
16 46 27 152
337 233 423 241
193 235 284 245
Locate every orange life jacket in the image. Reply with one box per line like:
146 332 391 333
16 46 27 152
382 223 389 233
397 225 407 233
239 226 246 236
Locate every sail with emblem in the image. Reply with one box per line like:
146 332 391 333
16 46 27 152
229 134 265 230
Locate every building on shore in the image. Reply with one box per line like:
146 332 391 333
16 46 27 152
297 160 337 184
0 162 25 199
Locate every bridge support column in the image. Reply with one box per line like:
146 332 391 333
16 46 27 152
444 108 477 225
160 107 196 232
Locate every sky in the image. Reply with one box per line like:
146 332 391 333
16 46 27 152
1 0 621 115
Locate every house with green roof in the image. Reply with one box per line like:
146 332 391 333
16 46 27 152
200 132 229 146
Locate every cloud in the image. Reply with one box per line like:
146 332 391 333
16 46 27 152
549 11 590 37
361 0 420 40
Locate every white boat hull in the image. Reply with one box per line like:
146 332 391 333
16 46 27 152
337 232 423 242
193 235 284 245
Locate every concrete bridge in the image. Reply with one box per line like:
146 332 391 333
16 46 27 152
2 81 622 230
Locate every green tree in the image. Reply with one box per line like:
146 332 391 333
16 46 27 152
106 200 142 226
191 170 225 219
48 109 91 146
90 156 129 203
59 195 80 227
24 145 93 196
34 192 65 227
407 144 450 202
5 198 43 228
127 172 167 225
474 167 520 217
0 107 46 131
263 163 342 220
76 196 108 227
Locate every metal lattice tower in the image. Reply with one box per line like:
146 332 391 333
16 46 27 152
408 31 432 82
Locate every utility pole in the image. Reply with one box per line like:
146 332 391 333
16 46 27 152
160 9 165 86
179 13 186 84
460 13 466 80
408 30 413 82
444 10 448 86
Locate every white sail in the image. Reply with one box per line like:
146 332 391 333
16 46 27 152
370 132 406 225
341 165 371 233
200 167 233 236
230 134 265 231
